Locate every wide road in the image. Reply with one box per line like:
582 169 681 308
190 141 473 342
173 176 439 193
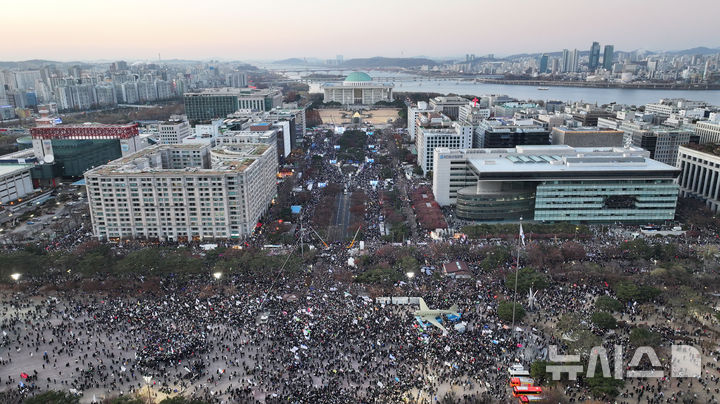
331 192 352 242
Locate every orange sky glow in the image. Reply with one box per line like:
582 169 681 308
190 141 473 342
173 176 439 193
2 0 718 61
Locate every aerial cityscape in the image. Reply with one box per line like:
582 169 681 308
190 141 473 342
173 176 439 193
2 1 720 403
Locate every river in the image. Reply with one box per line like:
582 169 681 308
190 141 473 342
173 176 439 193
264 65 720 106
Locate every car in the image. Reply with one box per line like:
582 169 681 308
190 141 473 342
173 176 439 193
26 221 35 225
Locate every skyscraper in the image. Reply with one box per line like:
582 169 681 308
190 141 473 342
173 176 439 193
589 41 601 70
539 54 549 74
561 49 570 73
569 49 580 73
603 45 614 70
550 58 559 74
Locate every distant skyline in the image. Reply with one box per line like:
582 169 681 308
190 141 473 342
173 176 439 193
3 0 719 62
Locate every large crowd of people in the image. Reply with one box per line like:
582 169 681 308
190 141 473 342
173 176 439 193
1 125 719 404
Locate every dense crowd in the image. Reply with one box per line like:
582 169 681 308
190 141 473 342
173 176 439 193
1 126 719 404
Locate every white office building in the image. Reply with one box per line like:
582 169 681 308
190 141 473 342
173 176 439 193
620 122 697 166
0 165 34 204
458 102 491 126
676 145 720 213
228 71 248 88
158 120 191 144
695 121 720 144
416 123 472 175
84 142 278 241
407 101 434 141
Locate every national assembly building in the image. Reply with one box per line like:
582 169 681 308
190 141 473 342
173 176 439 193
321 72 394 106
432 145 680 223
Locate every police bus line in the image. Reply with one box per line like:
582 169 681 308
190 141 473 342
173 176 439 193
507 365 543 402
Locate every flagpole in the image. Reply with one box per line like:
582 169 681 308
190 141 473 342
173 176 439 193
511 217 523 333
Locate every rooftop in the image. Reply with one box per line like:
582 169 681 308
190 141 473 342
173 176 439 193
185 87 280 97
436 145 679 176
681 143 720 158
0 164 32 177
344 72 372 82
431 96 469 104
553 126 623 134
86 143 270 176
31 123 138 129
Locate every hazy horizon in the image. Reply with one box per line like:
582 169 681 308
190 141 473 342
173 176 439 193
3 0 719 62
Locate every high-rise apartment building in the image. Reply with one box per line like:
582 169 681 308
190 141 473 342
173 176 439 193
84 142 278 241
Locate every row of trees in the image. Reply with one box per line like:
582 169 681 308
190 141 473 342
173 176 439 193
17 391 212 404
355 246 419 285
462 223 591 239
0 243 304 281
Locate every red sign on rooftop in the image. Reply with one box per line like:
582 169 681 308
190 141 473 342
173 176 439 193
30 123 139 140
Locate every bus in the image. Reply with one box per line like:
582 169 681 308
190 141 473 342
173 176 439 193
508 364 531 377
512 385 543 397
509 377 535 387
517 395 545 403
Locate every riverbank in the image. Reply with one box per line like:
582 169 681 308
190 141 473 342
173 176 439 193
472 78 720 90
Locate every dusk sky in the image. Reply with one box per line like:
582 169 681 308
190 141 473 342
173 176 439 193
3 0 719 61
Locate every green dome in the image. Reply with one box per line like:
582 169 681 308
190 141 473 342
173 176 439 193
344 72 372 82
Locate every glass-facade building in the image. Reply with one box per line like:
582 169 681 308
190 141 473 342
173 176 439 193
456 182 535 220
184 94 239 122
183 88 283 121
433 145 681 223
534 180 678 222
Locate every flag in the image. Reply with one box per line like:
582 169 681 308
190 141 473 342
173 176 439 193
519 224 526 247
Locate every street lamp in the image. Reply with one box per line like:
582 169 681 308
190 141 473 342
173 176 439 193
213 272 222 280
10 273 21 281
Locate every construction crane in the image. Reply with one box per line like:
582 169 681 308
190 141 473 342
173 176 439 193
347 225 362 249
309 226 329 249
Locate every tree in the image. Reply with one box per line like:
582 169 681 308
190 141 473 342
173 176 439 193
629 327 661 347
159 397 212 404
23 391 80 404
497 301 525 322
555 313 602 354
591 311 617 330
585 372 625 398
614 281 660 303
105 397 145 404
561 241 586 261
355 267 402 285
595 296 623 312
526 244 563 268
395 255 418 274
530 360 549 384
505 267 548 294
479 246 511 270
